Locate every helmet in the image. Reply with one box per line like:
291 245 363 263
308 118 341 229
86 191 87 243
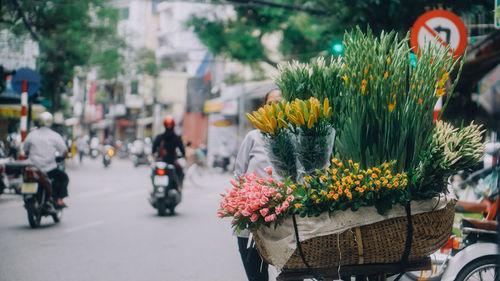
163 116 175 129
39 112 54 127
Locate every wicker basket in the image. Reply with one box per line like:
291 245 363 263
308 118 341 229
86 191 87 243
253 201 455 269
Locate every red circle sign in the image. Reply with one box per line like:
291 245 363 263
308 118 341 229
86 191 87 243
410 10 467 58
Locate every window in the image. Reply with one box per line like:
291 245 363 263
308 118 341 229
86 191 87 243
121 7 129 20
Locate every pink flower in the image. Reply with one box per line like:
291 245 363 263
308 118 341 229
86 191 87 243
266 177 274 184
257 178 265 184
282 201 289 209
260 208 269 217
260 197 269 205
276 193 282 199
277 182 285 188
287 195 294 202
264 214 277 222
250 213 259 222
253 171 259 177
264 166 273 175
230 179 239 187
286 187 293 194
241 210 251 217
275 207 281 215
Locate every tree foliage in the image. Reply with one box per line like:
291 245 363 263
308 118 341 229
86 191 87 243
0 0 124 111
188 0 491 67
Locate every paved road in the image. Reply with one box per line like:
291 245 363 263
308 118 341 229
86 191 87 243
0 157 264 281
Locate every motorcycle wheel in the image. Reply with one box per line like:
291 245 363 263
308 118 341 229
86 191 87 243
454 256 499 281
157 200 167 216
26 198 42 228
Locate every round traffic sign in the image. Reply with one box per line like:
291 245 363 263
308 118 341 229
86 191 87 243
11 68 41 97
410 10 467 58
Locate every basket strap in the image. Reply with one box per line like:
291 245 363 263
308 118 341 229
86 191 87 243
354 227 364 264
394 201 414 281
291 214 323 281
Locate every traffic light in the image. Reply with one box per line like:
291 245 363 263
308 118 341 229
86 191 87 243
332 43 344 55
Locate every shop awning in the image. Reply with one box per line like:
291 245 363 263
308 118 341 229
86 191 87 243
0 104 46 119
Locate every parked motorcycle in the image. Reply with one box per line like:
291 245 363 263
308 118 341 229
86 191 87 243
0 159 26 195
102 145 114 168
148 161 182 216
21 161 63 228
403 142 499 281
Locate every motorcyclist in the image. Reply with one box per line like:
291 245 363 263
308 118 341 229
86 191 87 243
152 116 185 184
23 112 69 208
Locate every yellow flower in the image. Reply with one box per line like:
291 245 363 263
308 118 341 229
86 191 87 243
362 79 367 85
342 75 348 83
361 85 366 94
357 174 363 180
333 194 339 200
346 192 352 199
372 173 378 178
436 87 446 98
332 168 338 175
388 103 395 112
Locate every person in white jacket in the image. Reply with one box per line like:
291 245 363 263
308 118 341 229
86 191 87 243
233 89 282 281
23 112 69 208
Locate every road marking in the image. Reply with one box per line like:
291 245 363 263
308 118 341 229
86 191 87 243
64 221 103 233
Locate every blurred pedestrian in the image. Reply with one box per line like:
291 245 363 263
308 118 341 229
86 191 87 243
233 88 282 281
76 136 87 164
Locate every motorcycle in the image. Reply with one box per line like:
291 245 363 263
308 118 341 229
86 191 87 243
21 158 64 228
403 142 499 281
148 161 182 216
102 145 114 168
0 159 27 195
131 139 152 167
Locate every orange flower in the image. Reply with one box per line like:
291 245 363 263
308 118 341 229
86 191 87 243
419 99 423 104
361 85 366 94
387 57 391 64
384 71 388 79
333 194 339 200
362 79 367 85
388 103 395 112
342 75 348 83
295 203 301 208
346 192 352 199
357 174 363 180
316 199 320 204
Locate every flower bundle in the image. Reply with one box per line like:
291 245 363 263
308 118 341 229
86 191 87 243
245 99 289 135
285 97 332 135
294 159 409 216
335 28 463 174
217 168 295 231
246 99 297 178
414 121 485 199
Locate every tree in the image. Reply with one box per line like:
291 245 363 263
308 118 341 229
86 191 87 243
188 0 491 67
0 0 123 111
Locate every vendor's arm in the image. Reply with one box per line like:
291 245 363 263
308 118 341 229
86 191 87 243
233 132 255 180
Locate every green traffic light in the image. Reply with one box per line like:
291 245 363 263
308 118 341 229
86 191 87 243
332 43 343 54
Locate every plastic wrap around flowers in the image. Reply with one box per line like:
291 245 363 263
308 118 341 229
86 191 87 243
217 167 295 232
